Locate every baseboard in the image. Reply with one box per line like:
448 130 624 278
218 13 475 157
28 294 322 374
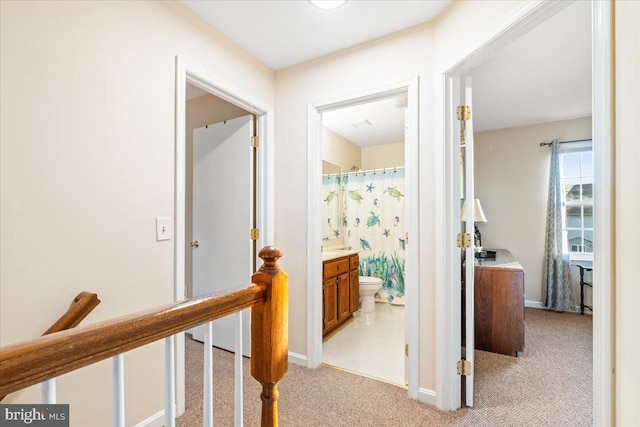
418 387 436 406
524 300 593 315
132 409 164 427
288 351 307 367
525 300 546 309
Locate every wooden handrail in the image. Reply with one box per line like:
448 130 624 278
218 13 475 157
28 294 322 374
0 284 265 396
0 246 288 427
44 291 101 334
0 291 101 401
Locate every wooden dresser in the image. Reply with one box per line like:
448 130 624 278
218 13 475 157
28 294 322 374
473 249 525 356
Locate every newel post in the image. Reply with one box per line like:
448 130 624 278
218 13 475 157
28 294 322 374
251 246 288 427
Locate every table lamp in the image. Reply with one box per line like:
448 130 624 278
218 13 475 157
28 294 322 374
460 198 488 249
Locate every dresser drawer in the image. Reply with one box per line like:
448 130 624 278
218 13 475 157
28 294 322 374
324 258 349 278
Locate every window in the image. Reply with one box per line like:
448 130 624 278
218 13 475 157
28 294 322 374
559 143 593 259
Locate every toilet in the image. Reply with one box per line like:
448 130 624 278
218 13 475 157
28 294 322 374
358 276 383 313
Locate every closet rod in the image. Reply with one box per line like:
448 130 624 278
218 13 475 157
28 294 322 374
539 138 592 147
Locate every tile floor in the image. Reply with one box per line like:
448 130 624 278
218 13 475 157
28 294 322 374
322 303 406 386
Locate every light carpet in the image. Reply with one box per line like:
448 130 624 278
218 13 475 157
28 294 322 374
177 308 592 426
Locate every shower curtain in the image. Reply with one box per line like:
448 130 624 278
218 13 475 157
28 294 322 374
343 168 405 304
322 174 341 241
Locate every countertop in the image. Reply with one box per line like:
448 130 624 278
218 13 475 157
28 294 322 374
321 249 359 262
475 249 524 271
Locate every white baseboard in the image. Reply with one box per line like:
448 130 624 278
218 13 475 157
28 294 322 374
132 409 164 427
288 351 307 366
525 300 546 309
524 300 593 315
418 387 436 406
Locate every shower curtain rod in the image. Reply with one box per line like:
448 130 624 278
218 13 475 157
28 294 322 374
343 166 405 176
539 138 592 147
322 166 405 178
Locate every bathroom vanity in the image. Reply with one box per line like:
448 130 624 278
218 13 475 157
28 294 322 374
322 251 359 338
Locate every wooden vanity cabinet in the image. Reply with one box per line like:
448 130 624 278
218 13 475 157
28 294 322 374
349 269 359 313
323 277 338 332
323 254 359 338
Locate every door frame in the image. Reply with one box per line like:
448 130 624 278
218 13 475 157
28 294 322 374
174 56 275 416
306 76 420 399
436 0 613 422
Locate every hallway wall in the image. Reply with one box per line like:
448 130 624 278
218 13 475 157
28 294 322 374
0 1 274 425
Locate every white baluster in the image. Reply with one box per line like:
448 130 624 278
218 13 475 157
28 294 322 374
234 311 243 427
165 335 176 427
204 321 213 427
112 354 125 427
41 378 56 404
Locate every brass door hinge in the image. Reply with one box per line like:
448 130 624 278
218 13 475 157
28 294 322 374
251 136 260 147
456 106 471 121
457 233 471 249
457 359 472 376
250 228 260 240
405 344 409 357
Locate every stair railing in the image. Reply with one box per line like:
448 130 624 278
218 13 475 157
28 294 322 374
0 246 288 427
0 290 101 403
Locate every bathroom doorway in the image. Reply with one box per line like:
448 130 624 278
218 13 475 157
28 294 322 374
306 77 419 397
320 95 407 386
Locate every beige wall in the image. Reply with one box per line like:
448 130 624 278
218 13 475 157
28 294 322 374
0 1 274 425
615 1 640 424
185 93 248 297
361 142 405 170
475 117 592 305
275 21 439 390
322 127 361 172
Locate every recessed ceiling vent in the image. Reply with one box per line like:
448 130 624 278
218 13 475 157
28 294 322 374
352 119 372 128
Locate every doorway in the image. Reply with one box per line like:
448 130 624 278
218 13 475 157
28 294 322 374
320 95 408 386
174 57 275 417
185 90 253 355
437 1 612 420
306 77 420 398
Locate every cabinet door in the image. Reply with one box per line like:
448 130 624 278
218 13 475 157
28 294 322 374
337 273 351 322
324 278 338 334
350 269 359 313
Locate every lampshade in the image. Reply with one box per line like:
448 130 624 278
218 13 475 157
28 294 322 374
460 198 488 223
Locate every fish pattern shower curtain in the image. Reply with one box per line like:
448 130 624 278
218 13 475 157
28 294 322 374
343 168 406 304
322 174 342 241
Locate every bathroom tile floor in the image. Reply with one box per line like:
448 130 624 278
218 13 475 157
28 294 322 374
322 303 405 386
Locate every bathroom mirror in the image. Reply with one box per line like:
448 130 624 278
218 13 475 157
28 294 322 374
322 161 342 243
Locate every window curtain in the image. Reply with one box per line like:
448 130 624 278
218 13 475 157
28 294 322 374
543 141 575 311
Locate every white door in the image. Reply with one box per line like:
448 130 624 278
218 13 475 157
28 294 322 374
461 76 476 406
191 115 253 357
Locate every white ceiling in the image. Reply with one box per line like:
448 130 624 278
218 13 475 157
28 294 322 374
180 0 451 71
180 0 591 143
323 95 406 147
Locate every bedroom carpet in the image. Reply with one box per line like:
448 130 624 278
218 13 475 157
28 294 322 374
177 307 592 426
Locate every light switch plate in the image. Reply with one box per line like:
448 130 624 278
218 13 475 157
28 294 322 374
156 217 172 241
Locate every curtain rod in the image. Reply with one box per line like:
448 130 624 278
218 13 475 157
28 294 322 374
539 138 592 147
343 166 405 176
322 166 405 178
